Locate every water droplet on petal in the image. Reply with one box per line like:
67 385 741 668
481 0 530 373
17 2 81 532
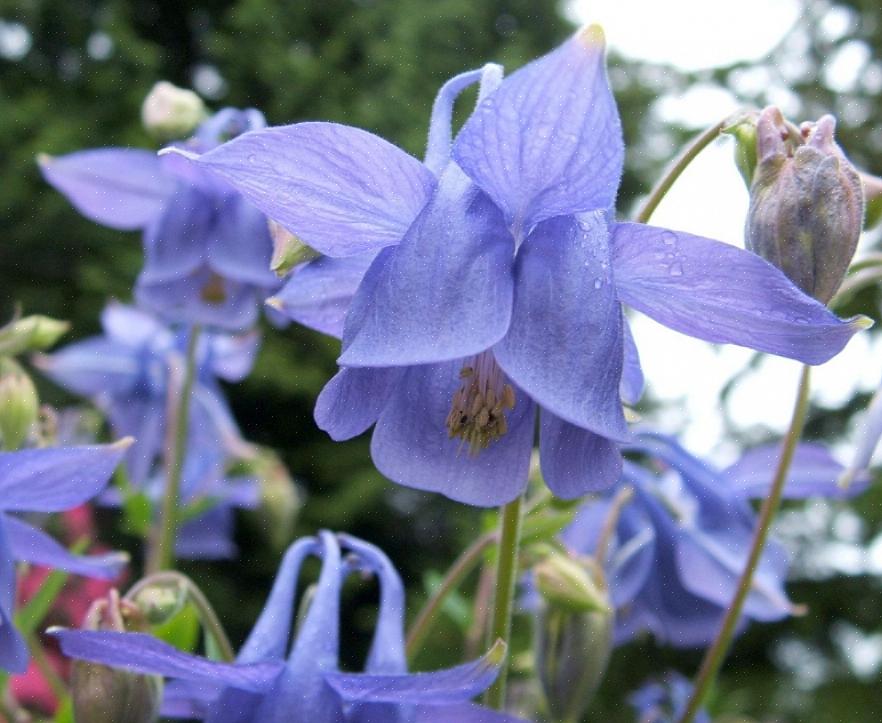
661 231 678 247
669 262 684 277
593 278 603 289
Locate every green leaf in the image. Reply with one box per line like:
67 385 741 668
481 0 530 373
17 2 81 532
151 602 200 653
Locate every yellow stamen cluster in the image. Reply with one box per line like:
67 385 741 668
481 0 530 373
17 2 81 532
200 273 228 305
445 354 516 456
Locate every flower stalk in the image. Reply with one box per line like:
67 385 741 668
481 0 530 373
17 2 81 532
147 325 202 573
678 364 812 723
483 494 524 709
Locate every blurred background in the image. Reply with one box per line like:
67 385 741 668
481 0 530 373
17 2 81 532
2 0 882 719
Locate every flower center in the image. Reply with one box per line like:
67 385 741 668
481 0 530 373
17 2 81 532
200 272 227 305
445 352 516 456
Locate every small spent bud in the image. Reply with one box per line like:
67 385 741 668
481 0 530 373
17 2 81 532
141 81 206 140
535 559 614 722
0 358 38 450
723 110 760 188
0 315 69 357
71 591 161 723
269 219 320 277
746 106 863 304
534 552 609 614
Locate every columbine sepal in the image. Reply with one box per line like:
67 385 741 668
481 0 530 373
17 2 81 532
66 590 162 723
0 358 38 450
534 552 614 722
141 81 206 140
746 106 863 304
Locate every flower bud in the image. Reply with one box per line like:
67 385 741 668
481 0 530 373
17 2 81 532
127 578 188 626
141 81 206 140
0 358 38 450
245 448 301 551
70 591 161 723
534 554 614 722
746 106 863 304
861 171 882 229
268 219 320 277
0 315 68 356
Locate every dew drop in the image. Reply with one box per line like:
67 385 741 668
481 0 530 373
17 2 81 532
669 262 684 277
247 154 257 164
661 231 678 247
593 278 603 289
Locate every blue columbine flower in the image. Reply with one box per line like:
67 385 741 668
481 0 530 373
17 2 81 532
0 440 130 672
163 26 867 506
52 531 527 723
39 108 280 330
628 672 711 723
34 302 257 487
561 432 864 647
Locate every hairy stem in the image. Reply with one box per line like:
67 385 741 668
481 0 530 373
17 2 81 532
678 364 811 723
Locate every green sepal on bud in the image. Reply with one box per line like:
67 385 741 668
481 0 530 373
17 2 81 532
0 314 68 357
861 171 882 230
723 111 760 188
127 577 188 626
534 554 614 723
67 590 161 723
141 81 207 141
745 106 863 304
0 358 38 450
268 219 321 277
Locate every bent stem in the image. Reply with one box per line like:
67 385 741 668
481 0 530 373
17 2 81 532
635 117 731 224
146 325 201 574
483 494 524 710
678 364 811 723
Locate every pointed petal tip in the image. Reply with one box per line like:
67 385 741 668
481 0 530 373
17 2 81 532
36 152 53 168
157 146 200 162
485 639 507 668
112 436 136 451
576 23 606 48
45 626 65 636
265 296 284 311
852 314 874 331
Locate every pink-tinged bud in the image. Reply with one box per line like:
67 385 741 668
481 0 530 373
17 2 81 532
69 591 161 723
746 106 863 304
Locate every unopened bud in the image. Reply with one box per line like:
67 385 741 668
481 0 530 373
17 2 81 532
141 81 206 140
269 219 320 277
534 554 613 722
71 591 160 723
724 111 760 188
0 315 68 357
0 358 38 450
746 106 863 304
127 578 188 626
246 448 301 550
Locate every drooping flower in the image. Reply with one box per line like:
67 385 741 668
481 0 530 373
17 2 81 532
561 432 863 648
39 107 280 330
166 26 867 506
0 440 130 672
53 531 527 723
34 302 257 487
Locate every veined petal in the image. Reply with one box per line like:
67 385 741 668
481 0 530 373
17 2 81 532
314 366 402 441
0 442 128 512
273 253 376 339
39 148 175 230
339 166 514 367
424 67 488 175
139 186 210 284
4 515 127 578
324 643 503 704
494 213 629 441
621 319 644 406
453 26 623 234
50 630 283 690
167 122 436 257
370 361 535 507
539 410 622 498
208 196 278 286
611 223 869 365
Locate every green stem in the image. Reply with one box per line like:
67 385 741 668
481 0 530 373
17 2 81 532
125 571 235 662
146 326 201 574
635 117 730 224
406 531 497 662
28 633 67 700
678 364 812 723
483 494 524 710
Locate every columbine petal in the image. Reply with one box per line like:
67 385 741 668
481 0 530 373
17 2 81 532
0 517 28 673
176 506 238 560
424 67 489 175
4 515 127 578
167 121 436 257
453 25 623 234
370 362 535 506
539 410 622 498
101 302 173 349
0 442 128 512
104 399 165 486
723 443 865 499
139 186 210 283
314 366 403 441
611 223 869 365
38 148 175 230
339 166 514 367
414 703 527 723
207 330 262 382
621 319 644 406
32 339 140 397
272 253 376 339
50 630 283 691
324 642 502 704
494 213 629 441
208 196 278 286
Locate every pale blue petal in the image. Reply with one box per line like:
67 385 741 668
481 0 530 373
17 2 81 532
621 319 644 406
424 68 488 174
0 516 28 673
314 366 402 441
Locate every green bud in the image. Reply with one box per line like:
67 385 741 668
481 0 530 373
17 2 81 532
127 578 188 626
69 591 161 723
268 219 321 277
535 561 614 723
245 448 301 551
0 315 69 356
861 171 882 230
746 106 863 304
141 81 206 140
0 358 38 450
723 111 760 188
534 552 608 613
